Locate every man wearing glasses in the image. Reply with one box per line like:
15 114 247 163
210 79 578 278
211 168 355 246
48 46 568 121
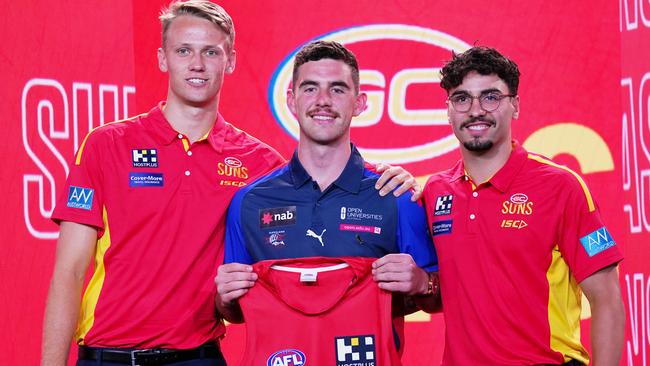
422 46 625 365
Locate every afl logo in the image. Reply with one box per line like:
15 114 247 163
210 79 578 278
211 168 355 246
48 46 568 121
510 193 528 204
267 349 306 366
269 24 470 164
224 156 242 167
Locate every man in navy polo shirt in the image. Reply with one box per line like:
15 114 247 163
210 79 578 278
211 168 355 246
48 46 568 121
215 41 440 333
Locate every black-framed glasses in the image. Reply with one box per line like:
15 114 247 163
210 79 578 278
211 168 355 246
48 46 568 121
447 92 516 113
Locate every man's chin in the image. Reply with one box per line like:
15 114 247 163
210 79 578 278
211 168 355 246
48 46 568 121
463 139 493 152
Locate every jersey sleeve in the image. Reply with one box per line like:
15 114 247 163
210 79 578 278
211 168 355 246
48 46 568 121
395 193 438 272
51 129 105 230
556 175 623 283
224 189 254 265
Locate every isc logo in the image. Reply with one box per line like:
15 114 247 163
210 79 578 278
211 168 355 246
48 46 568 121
269 24 470 165
266 349 306 366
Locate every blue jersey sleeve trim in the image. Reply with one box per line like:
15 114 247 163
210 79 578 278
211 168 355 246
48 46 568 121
224 164 291 264
396 193 439 272
224 188 254 265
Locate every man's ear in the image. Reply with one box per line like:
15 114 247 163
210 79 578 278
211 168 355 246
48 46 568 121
157 48 168 72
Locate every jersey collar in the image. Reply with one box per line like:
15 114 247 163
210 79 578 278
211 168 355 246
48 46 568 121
144 102 227 153
451 140 528 192
289 144 364 193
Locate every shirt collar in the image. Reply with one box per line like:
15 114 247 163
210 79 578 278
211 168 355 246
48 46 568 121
450 140 528 192
144 102 227 153
488 141 528 192
289 144 364 193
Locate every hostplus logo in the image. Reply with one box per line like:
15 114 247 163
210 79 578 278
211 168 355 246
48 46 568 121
335 335 376 366
132 149 158 168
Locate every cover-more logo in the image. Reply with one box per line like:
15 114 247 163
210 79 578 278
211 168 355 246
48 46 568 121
335 335 376 366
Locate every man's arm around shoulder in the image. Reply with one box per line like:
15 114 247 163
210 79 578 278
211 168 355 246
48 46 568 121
42 221 97 366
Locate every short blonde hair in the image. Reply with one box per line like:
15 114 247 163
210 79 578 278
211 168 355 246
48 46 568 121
159 0 235 50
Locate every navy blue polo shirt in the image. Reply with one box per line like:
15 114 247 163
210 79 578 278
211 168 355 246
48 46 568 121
224 145 437 272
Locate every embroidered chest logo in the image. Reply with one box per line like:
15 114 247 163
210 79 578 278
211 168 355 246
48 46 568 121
306 229 326 246
219 156 248 187
266 230 286 247
500 193 533 229
431 220 452 236
132 149 158 168
339 206 383 221
260 206 296 228
434 194 453 216
335 335 376 366
129 172 164 187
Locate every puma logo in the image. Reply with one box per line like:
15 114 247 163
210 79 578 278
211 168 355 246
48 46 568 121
306 229 326 246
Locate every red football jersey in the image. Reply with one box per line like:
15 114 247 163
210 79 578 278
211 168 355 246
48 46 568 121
238 257 401 366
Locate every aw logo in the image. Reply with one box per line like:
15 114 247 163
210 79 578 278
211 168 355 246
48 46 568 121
580 226 616 257
269 24 471 166
266 349 306 366
66 185 94 210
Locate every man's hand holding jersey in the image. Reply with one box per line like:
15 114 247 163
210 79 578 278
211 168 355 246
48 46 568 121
215 263 257 323
215 166 426 322
372 253 441 313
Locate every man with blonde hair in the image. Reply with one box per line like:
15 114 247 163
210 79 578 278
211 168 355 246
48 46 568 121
42 2 417 365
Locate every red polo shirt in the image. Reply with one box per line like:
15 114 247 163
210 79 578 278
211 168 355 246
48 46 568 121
52 103 284 349
423 142 623 365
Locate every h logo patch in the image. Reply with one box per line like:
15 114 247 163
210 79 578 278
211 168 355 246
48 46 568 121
132 149 158 168
434 194 453 216
335 335 375 365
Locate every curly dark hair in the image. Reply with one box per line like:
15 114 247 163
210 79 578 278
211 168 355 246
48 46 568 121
440 46 520 95
292 40 360 94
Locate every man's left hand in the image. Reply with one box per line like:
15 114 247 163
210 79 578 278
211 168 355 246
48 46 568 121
374 163 422 201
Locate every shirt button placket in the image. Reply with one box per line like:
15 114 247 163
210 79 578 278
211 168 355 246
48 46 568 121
468 188 479 233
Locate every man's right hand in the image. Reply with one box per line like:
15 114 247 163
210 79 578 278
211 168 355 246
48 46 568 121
215 263 257 308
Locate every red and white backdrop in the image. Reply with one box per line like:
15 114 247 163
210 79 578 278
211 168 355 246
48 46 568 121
1 1 649 365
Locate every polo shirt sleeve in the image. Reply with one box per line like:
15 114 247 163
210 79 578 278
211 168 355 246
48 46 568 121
556 174 623 283
395 193 438 272
224 189 254 265
51 129 105 231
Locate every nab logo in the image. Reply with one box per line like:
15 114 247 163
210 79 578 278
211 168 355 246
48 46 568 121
269 24 471 165
266 349 306 366
580 226 616 257
335 335 376 366
66 186 94 210
260 206 297 228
